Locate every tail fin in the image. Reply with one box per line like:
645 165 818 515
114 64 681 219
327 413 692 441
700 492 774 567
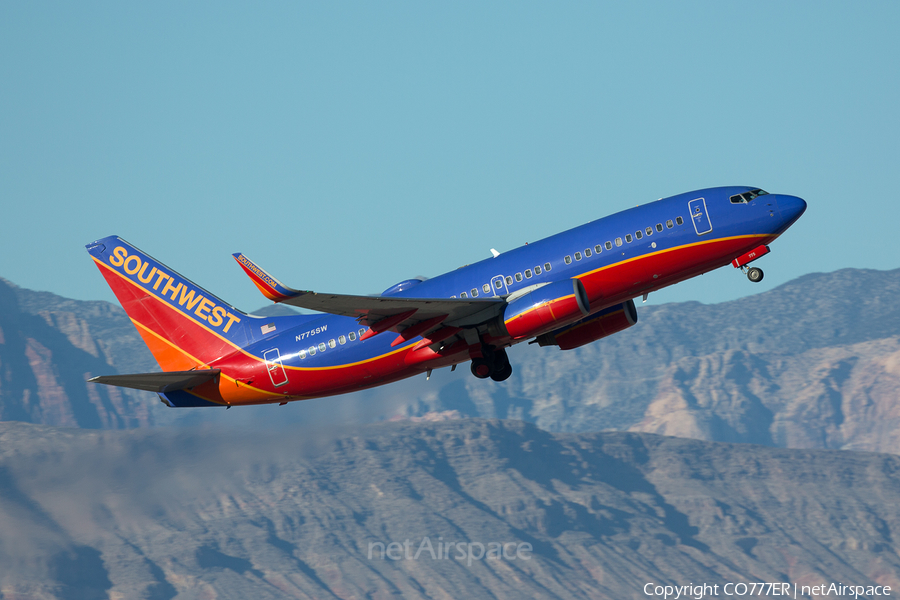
86 236 249 371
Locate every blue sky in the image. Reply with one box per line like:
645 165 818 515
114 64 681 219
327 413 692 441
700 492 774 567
2 2 898 312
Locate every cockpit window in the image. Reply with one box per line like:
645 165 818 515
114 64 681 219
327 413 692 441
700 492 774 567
730 189 769 204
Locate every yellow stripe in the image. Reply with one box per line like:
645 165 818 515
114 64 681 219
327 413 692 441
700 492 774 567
285 340 418 372
95 257 248 350
504 294 574 326
575 234 768 280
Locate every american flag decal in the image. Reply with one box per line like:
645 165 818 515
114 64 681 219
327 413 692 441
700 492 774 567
261 323 276 334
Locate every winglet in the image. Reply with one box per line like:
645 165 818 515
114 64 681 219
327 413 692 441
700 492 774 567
232 253 300 302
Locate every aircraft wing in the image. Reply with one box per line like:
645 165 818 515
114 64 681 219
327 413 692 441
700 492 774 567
88 369 221 393
278 291 504 328
232 253 505 336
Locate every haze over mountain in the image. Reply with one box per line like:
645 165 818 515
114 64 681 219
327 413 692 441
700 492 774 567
1 418 898 599
2 268 900 453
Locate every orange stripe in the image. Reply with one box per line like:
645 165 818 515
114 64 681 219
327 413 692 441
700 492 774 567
130 319 283 402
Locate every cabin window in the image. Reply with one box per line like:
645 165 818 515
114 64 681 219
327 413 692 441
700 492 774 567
676 216 684 225
625 234 633 243
349 331 357 341
515 272 523 282
309 346 317 356
646 227 653 236
299 349 307 359
318 342 326 352
359 328 366 338
494 279 503 289
534 265 542 275
595 245 602 254
328 339 336 349
471 288 479 297
656 223 663 232
564 255 572 264
605 241 613 250
460 291 468 298
505 276 513 285
483 283 491 293
635 231 642 240
615 238 622 247
339 335 346 345
584 248 592 257
666 219 673 228
525 269 532 278
575 252 582 261
545 262 551 271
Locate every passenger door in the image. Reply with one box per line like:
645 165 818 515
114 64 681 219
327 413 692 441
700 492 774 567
689 197 712 235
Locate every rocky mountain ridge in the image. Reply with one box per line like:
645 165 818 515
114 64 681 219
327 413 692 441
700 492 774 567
1 418 898 599
2 268 899 454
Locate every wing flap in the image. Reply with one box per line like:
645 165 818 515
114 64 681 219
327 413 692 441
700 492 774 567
88 369 221 393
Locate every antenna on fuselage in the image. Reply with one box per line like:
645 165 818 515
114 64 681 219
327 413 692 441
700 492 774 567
490 248 500 258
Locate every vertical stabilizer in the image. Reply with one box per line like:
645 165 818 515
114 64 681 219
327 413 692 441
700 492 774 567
86 236 249 372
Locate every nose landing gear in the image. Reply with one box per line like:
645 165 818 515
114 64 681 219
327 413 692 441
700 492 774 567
470 346 513 381
731 245 770 284
746 267 764 283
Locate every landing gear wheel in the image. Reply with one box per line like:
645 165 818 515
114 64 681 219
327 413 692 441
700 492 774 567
471 358 492 379
747 267 764 283
490 362 513 382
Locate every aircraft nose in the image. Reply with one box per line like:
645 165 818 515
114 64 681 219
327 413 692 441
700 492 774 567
777 194 807 226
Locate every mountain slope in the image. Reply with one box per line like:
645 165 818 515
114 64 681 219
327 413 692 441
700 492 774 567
0 419 897 599
0 278 155 428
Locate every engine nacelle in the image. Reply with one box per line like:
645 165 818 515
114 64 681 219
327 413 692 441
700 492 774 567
501 279 591 340
535 299 637 350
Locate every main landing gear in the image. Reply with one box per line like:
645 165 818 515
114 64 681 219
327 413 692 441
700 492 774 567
470 347 513 382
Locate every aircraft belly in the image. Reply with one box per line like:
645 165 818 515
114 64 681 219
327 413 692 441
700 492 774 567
581 235 773 309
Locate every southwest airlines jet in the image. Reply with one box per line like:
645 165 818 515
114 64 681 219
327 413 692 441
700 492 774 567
87 187 806 408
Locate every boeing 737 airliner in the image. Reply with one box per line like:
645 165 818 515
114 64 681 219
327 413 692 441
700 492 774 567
87 186 806 408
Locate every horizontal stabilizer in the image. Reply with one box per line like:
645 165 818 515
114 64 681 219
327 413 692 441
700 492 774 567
88 369 221 393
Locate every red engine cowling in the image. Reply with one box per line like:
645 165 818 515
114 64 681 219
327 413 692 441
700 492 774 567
535 299 637 350
501 279 591 341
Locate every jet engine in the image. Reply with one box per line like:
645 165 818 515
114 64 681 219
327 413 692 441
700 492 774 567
534 299 637 350
500 279 591 340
